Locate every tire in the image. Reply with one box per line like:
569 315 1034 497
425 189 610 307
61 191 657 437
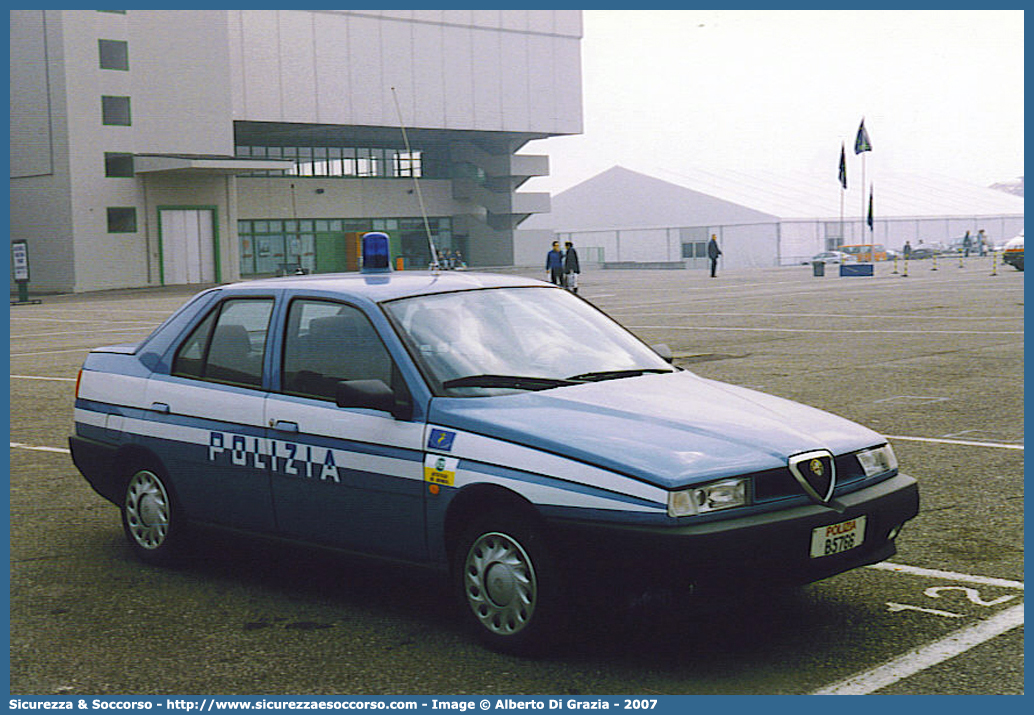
120 465 186 565
1015 258 1023 271
453 510 563 655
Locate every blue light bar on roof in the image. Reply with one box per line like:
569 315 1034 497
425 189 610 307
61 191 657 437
361 232 392 273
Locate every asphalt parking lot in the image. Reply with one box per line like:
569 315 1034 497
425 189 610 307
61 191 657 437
9 256 1024 695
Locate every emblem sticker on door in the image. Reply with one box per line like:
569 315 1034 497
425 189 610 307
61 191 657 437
424 454 458 486
427 428 456 451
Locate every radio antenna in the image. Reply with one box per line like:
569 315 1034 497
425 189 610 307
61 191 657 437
390 86 440 272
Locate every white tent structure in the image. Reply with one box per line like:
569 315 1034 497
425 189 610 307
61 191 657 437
517 165 1024 269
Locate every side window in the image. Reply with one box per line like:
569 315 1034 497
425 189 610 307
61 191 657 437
282 300 395 401
172 298 274 388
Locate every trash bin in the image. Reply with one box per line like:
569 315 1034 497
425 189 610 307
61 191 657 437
812 260 825 277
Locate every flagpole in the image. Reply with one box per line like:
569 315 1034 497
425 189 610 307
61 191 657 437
860 153 866 251
855 117 873 265
838 142 845 251
839 189 844 250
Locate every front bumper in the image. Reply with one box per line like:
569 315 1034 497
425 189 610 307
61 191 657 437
547 472 919 589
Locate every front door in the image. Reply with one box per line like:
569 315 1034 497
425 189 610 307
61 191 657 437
160 208 217 285
265 298 427 559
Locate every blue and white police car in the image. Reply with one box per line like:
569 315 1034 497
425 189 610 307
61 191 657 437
71 234 918 653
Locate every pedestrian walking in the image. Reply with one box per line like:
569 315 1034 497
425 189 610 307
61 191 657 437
977 229 988 257
563 241 581 293
545 240 564 286
707 234 722 277
963 231 972 258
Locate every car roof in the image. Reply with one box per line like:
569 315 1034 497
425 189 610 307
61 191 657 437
218 271 547 303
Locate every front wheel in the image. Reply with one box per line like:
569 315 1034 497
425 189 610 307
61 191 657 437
121 466 185 564
454 511 563 655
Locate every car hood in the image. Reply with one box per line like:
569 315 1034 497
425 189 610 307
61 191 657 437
428 371 885 489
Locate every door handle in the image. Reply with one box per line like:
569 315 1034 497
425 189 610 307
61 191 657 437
149 402 170 414
271 419 299 433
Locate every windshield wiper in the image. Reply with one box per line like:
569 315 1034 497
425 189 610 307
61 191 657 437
441 374 581 391
564 368 674 383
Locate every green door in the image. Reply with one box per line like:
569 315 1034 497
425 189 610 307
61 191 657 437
315 232 350 273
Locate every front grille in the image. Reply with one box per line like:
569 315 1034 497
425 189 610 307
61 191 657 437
753 454 866 503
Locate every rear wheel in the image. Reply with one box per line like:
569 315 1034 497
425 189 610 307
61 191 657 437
121 466 185 564
454 511 563 655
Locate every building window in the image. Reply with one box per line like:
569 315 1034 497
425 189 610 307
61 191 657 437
237 216 452 276
107 207 137 233
98 40 129 70
394 151 421 177
235 145 423 178
681 241 708 259
102 96 131 125
104 152 134 177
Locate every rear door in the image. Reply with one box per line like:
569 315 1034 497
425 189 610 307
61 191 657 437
143 296 276 531
264 298 427 559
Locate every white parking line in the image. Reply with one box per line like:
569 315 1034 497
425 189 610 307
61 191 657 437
10 326 155 339
868 562 1024 590
886 434 1023 451
11 348 95 357
10 441 71 455
10 375 77 382
618 310 1023 322
627 324 1023 336
813 603 1024 695
9 316 157 324
811 563 1025 694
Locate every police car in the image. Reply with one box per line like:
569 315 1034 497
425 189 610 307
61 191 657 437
70 233 919 653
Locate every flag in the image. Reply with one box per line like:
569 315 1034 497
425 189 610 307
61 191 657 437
838 142 847 189
867 184 874 231
855 118 872 154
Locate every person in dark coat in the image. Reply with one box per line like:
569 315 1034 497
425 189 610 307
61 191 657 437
563 241 581 293
707 234 722 277
962 230 972 258
545 241 564 285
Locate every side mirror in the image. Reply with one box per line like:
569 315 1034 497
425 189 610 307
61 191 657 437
652 343 674 364
335 380 412 420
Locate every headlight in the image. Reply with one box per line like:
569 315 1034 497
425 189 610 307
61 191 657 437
856 444 898 478
668 477 749 517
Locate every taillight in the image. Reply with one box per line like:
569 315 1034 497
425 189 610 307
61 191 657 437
75 369 83 398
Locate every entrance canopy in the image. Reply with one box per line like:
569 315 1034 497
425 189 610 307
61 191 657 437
134 153 293 175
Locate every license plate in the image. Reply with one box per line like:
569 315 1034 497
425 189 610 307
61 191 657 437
810 516 866 558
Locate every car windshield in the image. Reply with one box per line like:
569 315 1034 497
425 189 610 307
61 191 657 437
384 286 675 396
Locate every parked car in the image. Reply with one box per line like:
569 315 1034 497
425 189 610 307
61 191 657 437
906 243 943 260
802 250 851 265
1001 232 1024 271
946 235 987 254
69 234 919 653
839 244 887 261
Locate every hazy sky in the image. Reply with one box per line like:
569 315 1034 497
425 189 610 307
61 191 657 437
523 9 1024 195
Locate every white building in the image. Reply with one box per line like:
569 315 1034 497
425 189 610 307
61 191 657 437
517 165 1024 269
10 10 583 292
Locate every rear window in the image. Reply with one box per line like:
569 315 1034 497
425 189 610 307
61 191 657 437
172 298 274 388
